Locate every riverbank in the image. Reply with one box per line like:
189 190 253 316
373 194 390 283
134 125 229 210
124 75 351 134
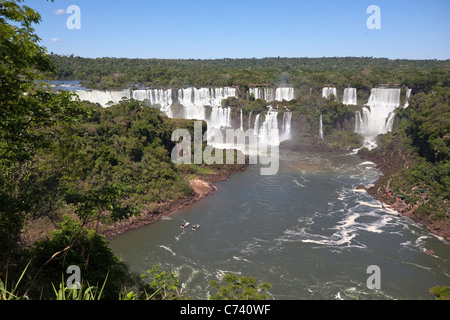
358 143 450 243
101 165 247 239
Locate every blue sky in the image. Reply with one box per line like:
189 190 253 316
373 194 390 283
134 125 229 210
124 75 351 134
25 0 450 60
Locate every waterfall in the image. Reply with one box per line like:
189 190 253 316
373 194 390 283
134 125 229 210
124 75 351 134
356 88 401 149
280 111 292 142
75 88 176 111
275 87 295 102
177 88 206 120
75 89 131 107
249 88 274 101
355 110 363 134
209 106 231 129
258 110 280 146
403 88 412 108
254 114 261 136
319 114 324 140
132 89 173 116
176 87 236 129
240 110 243 130
249 87 294 102
252 109 290 145
76 86 237 130
73 86 295 152
343 88 357 105
322 87 337 100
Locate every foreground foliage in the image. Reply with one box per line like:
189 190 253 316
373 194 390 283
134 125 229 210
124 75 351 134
429 286 450 300
209 274 272 300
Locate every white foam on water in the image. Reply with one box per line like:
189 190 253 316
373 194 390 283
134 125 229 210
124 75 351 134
400 235 431 254
335 292 344 300
233 256 251 263
381 206 399 215
159 245 176 256
403 261 432 271
180 267 201 290
361 217 391 233
296 214 363 248
293 178 305 188
358 201 383 208
277 180 407 248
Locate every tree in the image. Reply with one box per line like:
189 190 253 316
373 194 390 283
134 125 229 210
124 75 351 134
64 183 138 228
27 216 129 300
430 286 450 300
0 0 86 266
141 265 184 300
0 0 85 163
208 274 272 300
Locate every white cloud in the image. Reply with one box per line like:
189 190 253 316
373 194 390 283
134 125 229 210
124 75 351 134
53 9 66 15
49 38 61 43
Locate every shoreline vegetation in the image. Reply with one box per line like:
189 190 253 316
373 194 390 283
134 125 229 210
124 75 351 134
361 155 450 244
102 164 247 239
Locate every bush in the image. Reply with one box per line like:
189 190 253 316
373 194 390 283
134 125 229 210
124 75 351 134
28 216 130 299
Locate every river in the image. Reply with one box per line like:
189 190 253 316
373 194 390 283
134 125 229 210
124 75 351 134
109 149 450 300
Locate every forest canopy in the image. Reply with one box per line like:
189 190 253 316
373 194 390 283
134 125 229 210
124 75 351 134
49 54 450 96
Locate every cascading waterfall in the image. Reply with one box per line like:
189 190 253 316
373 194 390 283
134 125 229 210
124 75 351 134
252 109 291 145
403 88 412 108
249 87 294 102
73 86 295 155
177 88 205 121
254 114 261 136
177 87 236 129
249 88 274 101
322 87 337 100
209 106 231 129
76 88 175 111
75 89 131 107
319 114 324 140
132 89 173 116
280 111 292 142
258 110 280 146
354 110 363 134
275 87 295 102
343 88 357 105
355 88 401 149
76 86 237 131
240 110 243 131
